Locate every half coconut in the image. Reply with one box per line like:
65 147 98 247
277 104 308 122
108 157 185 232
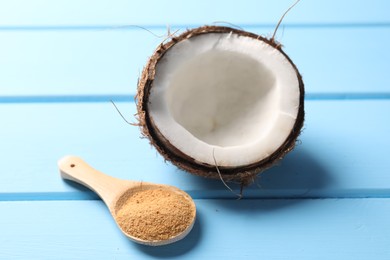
137 26 304 185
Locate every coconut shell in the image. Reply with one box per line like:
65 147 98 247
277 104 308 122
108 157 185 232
136 25 304 185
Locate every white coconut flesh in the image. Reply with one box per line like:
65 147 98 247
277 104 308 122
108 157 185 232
148 33 300 167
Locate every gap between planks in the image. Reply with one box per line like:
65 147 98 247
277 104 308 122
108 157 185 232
1 189 390 202
1 93 390 104
1 22 390 31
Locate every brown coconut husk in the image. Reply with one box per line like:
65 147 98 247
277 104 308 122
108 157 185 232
136 26 305 186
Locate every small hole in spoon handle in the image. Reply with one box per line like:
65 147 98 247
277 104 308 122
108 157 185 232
58 156 134 208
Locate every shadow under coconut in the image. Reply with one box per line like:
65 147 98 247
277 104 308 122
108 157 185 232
252 146 333 198
184 146 333 210
135 209 203 257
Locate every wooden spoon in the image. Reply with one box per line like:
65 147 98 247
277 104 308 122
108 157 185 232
58 155 196 246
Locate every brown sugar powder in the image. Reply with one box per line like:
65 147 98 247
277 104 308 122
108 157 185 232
115 187 195 241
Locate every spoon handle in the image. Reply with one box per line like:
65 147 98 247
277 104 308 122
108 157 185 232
58 155 132 208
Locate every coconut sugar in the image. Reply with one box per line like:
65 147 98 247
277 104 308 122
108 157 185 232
115 187 195 241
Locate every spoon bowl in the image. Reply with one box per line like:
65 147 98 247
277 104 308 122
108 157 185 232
58 155 196 246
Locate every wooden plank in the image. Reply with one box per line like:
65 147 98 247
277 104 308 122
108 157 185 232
0 0 389 27
0 100 389 199
1 27 390 97
0 198 389 259
0 30 160 97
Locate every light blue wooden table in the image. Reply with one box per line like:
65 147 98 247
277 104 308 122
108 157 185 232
1 1 390 259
